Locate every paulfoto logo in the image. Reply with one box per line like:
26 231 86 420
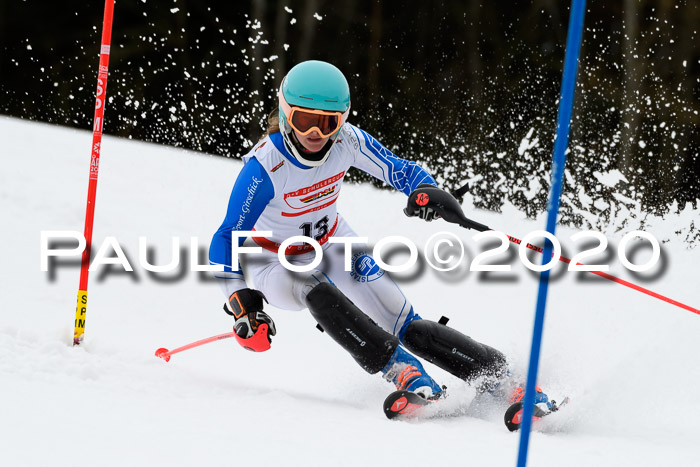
40 229 662 276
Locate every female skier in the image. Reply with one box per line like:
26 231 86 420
209 60 543 406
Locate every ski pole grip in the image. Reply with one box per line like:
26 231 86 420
406 185 490 232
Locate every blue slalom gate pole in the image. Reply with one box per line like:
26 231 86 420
516 1 586 466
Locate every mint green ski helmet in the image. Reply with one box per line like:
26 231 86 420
278 60 351 166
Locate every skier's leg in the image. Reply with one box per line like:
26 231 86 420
305 281 442 396
321 217 507 384
239 245 325 311
305 282 399 373
294 219 441 395
400 318 508 383
316 216 415 335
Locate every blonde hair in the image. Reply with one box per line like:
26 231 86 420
260 110 280 141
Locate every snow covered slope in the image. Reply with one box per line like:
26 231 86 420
1 116 699 467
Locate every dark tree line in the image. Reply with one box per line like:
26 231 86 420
1 0 698 226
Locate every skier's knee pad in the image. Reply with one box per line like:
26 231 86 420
402 319 507 382
305 283 399 374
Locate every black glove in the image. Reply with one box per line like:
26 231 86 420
224 288 277 342
404 184 489 231
403 184 442 221
404 184 457 222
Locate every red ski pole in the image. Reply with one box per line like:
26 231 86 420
413 186 700 316
502 233 700 315
73 0 116 345
155 324 270 362
155 332 238 362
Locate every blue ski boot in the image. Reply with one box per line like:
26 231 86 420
510 385 552 410
382 346 444 399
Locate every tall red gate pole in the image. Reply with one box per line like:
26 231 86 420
74 0 116 345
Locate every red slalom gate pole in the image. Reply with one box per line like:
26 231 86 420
73 0 116 345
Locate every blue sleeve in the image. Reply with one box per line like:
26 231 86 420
350 127 437 195
209 157 274 278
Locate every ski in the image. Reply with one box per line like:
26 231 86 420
384 388 570 430
503 396 570 432
383 390 437 420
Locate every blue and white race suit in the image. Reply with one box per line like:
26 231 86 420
209 123 436 335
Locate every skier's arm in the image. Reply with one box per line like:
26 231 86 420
348 126 446 221
208 156 274 294
349 126 437 195
209 157 278 351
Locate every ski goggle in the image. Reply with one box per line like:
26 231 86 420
279 90 349 138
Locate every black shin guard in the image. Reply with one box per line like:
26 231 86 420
402 319 507 382
305 283 399 374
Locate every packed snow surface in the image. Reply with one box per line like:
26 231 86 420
1 117 698 466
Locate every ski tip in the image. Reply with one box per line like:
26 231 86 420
384 395 410 419
503 402 548 431
504 402 524 432
504 397 570 431
155 347 171 362
383 390 430 420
